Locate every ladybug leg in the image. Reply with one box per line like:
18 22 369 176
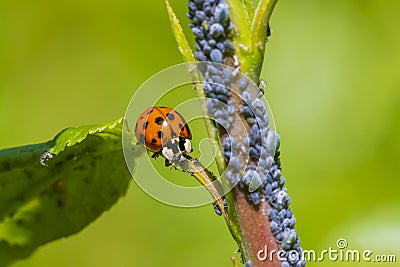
164 158 171 167
152 151 162 159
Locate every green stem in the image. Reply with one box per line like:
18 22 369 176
166 0 226 175
227 0 253 77
251 0 278 45
188 156 229 221
227 0 278 82
250 0 278 79
165 0 243 250
242 0 255 19
190 75 244 255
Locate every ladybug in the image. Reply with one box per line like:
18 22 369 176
135 106 192 161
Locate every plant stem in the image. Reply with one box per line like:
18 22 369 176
227 0 278 82
167 1 285 265
233 187 281 267
224 77 282 266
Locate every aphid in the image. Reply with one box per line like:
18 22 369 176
210 49 223 63
209 23 224 38
212 198 228 216
239 77 249 91
40 151 54 166
266 23 271 38
258 79 267 95
214 2 229 24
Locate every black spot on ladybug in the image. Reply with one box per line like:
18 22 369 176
178 138 186 152
170 130 177 137
151 138 157 144
139 134 145 144
166 113 175 120
147 109 153 114
143 121 148 130
134 122 138 132
155 117 164 125
140 116 143 120
157 131 163 138
179 123 184 131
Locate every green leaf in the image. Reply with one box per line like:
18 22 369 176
0 117 132 266
165 0 196 63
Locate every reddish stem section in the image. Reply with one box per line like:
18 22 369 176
233 187 281 267
223 78 281 266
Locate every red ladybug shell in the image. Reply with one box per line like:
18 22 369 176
135 106 192 153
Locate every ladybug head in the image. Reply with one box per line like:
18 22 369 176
161 137 192 162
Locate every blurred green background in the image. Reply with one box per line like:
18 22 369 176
1 0 399 266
